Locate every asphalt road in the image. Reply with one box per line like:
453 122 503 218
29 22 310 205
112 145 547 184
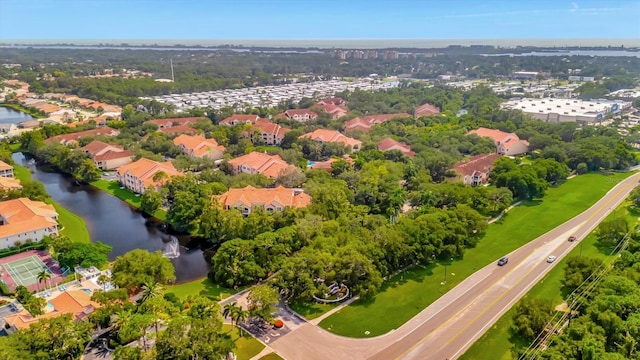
270 173 640 360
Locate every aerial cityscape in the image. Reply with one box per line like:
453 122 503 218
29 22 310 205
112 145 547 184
0 0 640 359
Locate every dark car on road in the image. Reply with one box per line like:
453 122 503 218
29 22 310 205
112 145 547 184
568 236 576 242
497 257 508 266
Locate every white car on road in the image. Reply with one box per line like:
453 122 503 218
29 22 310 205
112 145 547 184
546 255 557 263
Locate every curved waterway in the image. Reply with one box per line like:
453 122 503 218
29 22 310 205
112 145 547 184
12 152 209 283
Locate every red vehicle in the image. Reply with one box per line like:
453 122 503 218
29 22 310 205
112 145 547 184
568 236 576 242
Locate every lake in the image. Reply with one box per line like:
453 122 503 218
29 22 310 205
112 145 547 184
0 106 35 124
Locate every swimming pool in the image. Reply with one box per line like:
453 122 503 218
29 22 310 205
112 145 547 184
81 288 92 295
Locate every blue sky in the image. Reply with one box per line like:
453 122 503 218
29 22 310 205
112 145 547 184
0 0 638 40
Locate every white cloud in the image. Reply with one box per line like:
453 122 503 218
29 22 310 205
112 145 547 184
570 2 579 13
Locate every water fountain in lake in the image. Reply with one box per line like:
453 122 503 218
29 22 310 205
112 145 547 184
161 234 181 259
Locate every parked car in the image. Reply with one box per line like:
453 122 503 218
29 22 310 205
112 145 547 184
497 257 509 266
568 236 576 242
546 255 557 263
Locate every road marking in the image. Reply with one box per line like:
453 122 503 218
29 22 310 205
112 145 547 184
394 175 639 360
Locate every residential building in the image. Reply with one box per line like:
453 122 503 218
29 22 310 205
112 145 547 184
450 153 502 186
299 129 362 152
0 198 59 249
144 117 204 129
228 152 292 178
0 160 14 178
281 109 318 123
80 141 133 170
468 127 530 156
158 125 198 136
316 103 349 120
308 154 354 172
215 185 312 215
316 97 346 107
249 119 290 145
116 158 184 194
46 127 120 146
219 114 260 126
344 113 411 132
173 134 225 160
414 103 441 118
0 177 22 191
5 290 101 330
377 138 416 158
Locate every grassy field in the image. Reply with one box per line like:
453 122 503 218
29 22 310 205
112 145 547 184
90 179 167 221
13 163 90 243
165 277 238 301
222 324 265 360
318 172 633 337
460 200 637 360
289 301 338 320
258 353 285 360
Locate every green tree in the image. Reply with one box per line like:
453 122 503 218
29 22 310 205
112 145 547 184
595 218 629 250
111 249 176 289
140 187 163 215
512 297 555 341
247 284 279 321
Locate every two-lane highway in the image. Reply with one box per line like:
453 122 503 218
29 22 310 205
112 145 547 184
270 173 640 360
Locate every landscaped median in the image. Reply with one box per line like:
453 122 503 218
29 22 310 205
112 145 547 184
317 172 634 338
90 179 167 220
459 198 637 360
12 163 90 243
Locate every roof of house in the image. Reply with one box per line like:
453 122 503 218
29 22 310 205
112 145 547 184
173 134 225 156
228 152 292 178
0 177 22 190
377 138 416 157
219 114 260 125
309 155 354 171
0 198 58 238
414 103 441 117
157 125 198 135
299 129 362 148
5 290 101 330
316 97 346 106
81 140 133 161
467 127 516 144
46 127 120 144
344 113 411 131
0 160 12 171
317 103 348 115
116 158 183 188
144 117 204 127
216 185 312 209
284 109 318 117
453 153 502 177
251 119 290 137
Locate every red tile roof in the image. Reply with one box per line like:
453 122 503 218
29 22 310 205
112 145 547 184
344 113 411 132
453 153 501 177
145 117 204 128
414 103 441 117
220 114 261 126
251 119 290 138
228 152 293 178
299 129 362 150
377 138 415 157
46 127 120 145
216 185 312 210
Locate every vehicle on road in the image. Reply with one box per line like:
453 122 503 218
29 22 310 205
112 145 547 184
568 236 576 242
497 257 508 266
546 255 557 263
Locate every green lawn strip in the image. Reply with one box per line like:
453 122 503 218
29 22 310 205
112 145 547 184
8 144 22 152
90 179 167 221
319 172 632 338
288 301 338 320
13 163 90 243
258 353 285 360
460 201 636 360
222 324 265 360
165 277 238 301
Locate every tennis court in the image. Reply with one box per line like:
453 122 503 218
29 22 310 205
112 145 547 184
1 255 53 287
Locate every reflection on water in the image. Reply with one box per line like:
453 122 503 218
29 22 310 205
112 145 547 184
12 152 209 283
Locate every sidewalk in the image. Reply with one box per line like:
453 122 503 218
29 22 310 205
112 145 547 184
309 296 360 325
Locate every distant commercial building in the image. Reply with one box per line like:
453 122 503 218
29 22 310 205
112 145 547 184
511 71 541 80
502 98 632 124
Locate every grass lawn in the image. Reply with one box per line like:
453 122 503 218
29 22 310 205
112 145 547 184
13 163 90 243
289 301 338 320
165 277 238 301
90 179 167 221
319 172 633 338
258 353 285 360
460 200 637 360
222 324 265 360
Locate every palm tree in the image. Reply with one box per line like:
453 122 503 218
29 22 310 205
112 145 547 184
140 281 164 305
232 307 249 336
37 269 52 292
96 274 109 292
223 302 239 322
